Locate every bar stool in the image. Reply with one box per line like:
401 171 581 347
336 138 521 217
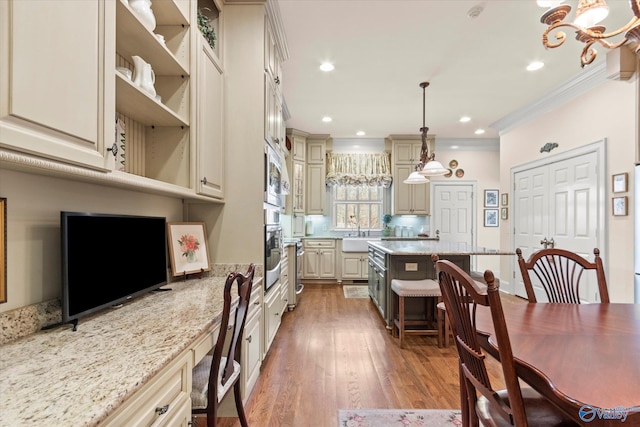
391 278 443 348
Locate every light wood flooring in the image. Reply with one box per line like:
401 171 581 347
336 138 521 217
216 283 525 427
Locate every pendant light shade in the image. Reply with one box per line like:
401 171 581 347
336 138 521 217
403 171 430 184
418 159 449 176
573 0 609 27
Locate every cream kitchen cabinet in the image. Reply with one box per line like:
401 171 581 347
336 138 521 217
285 128 308 215
101 351 192 427
393 164 430 214
264 281 282 357
242 283 263 400
303 239 336 279
196 26 225 200
390 135 434 215
0 0 227 203
341 252 369 281
291 212 306 237
0 0 112 170
305 137 327 215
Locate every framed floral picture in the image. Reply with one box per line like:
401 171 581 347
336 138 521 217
612 196 628 216
484 189 499 207
167 222 211 276
484 209 499 227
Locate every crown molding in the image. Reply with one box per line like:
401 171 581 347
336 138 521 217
490 62 607 136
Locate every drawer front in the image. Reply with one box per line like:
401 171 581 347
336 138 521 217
304 239 336 249
248 283 263 320
192 325 219 366
102 352 192 427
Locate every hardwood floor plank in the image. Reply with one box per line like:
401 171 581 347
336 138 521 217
215 283 516 426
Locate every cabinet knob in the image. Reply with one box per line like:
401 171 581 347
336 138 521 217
155 404 170 415
201 177 208 185
275 76 280 85
246 335 252 343
254 301 260 305
106 142 118 157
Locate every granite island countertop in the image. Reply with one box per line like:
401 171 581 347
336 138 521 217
369 240 515 256
0 275 260 426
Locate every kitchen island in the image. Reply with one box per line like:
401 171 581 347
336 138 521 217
367 240 513 328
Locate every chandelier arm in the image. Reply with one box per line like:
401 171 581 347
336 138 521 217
545 16 639 44
580 41 598 67
542 27 568 48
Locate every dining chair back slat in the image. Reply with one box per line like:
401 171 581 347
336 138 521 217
516 248 609 303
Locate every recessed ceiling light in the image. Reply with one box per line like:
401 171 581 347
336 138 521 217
474 129 485 135
320 62 335 72
459 116 471 123
527 61 544 71
450 145 459 149
356 131 365 136
322 116 332 123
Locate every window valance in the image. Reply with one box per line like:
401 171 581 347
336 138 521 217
325 152 393 188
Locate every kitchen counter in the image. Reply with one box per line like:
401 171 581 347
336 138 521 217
0 275 260 426
369 239 514 256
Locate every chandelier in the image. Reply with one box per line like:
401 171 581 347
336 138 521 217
538 0 640 68
403 82 448 185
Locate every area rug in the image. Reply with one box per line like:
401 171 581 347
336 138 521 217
343 285 370 299
338 409 463 426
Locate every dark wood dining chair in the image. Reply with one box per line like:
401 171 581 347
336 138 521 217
191 264 255 427
516 248 609 303
433 255 578 427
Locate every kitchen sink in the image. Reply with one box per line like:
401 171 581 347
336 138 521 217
342 237 381 252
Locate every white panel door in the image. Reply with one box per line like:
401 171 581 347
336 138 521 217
432 183 475 262
513 150 602 301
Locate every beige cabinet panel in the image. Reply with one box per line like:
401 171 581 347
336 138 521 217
0 0 111 170
242 307 262 399
292 212 306 237
394 164 429 215
306 163 326 215
307 141 325 164
264 281 282 356
196 37 225 199
341 253 368 280
393 141 423 164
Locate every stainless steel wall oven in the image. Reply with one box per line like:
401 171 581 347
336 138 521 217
264 205 283 293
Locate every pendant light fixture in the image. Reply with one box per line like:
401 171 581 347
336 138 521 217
403 82 447 185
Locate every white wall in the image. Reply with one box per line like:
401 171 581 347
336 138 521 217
499 76 638 302
0 168 184 313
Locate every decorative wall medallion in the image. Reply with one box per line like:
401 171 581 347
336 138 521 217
449 159 458 168
540 142 559 153
444 168 453 178
455 168 465 178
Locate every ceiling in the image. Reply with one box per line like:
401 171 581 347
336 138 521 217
277 0 633 147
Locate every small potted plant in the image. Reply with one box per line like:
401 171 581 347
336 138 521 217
382 214 392 236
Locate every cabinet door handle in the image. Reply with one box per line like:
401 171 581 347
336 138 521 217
254 301 260 305
155 404 170 415
246 335 252 343
200 177 208 185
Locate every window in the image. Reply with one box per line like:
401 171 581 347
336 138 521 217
332 185 384 230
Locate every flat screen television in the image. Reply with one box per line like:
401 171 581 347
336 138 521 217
61 212 168 328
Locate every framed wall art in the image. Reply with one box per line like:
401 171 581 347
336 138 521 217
167 222 211 276
612 172 628 193
484 209 499 227
501 207 508 220
612 196 628 216
484 189 499 207
0 198 5 303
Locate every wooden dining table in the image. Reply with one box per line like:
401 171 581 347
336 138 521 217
474 302 640 427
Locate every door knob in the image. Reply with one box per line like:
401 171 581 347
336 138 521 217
548 237 555 249
540 237 548 249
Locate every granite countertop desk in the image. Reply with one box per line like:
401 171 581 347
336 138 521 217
369 239 515 256
0 275 260 426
